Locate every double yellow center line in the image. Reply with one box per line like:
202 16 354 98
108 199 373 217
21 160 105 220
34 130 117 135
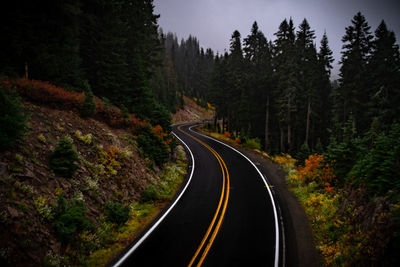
177 126 230 267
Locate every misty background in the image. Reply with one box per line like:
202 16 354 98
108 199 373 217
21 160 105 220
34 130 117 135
154 0 400 79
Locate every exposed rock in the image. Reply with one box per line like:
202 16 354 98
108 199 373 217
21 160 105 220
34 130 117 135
50 241 61 254
0 162 9 178
58 178 71 190
7 206 20 219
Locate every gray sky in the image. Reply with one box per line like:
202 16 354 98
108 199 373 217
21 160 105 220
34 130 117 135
153 0 400 79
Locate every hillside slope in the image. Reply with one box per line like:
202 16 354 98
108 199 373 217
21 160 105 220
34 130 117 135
172 96 214 123
0 80 187 266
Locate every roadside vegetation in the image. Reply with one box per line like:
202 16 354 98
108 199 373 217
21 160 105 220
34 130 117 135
201 121 399 265
272 122 400 266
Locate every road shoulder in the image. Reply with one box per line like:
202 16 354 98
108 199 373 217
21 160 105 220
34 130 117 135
238 148 322 267
196 128 322 267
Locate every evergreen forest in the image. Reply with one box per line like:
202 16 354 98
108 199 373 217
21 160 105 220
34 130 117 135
1 0 399 265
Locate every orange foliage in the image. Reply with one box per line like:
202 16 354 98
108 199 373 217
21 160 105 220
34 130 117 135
152 125 172 148
324 182 336 194
153 125 168 138
224 131 231 138
298 154 336 185
5 78 84 109
234 137 241 144
106 146 121 159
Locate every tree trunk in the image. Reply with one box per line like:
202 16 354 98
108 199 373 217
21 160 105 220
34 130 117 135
25 62 28 79
264 95 270 151
305 100 311 145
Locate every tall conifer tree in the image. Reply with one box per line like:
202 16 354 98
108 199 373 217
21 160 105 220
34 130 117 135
339 12 373 135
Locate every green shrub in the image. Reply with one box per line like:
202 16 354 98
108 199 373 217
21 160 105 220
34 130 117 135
326 137 366 185
80 87 96 118
148 102 171 133
140 185 160 203
50 137 79 178
0 85 28 148
53 195 92 244
296 142 311 166
348 123 400 196
242 138 261 150
105 201 130 226
138 124 169 166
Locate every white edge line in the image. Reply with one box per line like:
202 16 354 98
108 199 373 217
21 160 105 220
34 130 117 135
112 130 195 267
189 126 280 267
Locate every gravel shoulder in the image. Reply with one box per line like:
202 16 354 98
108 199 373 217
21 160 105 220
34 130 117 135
241 148 322 267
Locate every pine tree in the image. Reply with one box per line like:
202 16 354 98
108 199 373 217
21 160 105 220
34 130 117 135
318 32 334 75
243 21 273 148
209 53 229 128
368 20 400 128
338 12 373 135
295 19 317 148
317 32 334 146
273 18 298 152
226 30 244 132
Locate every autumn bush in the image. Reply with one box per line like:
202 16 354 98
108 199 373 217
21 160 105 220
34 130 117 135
6 78 84 110
2 77 148 133
297 154 336 188
224 131 231 138
98 146 123 177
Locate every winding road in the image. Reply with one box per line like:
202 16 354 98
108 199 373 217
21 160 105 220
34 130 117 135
110 123 283 267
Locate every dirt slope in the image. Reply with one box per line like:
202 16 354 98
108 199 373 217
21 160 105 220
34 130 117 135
172 96 214 123
0 101 160 266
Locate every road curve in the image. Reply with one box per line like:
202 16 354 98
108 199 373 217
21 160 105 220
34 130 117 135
110 123 281 267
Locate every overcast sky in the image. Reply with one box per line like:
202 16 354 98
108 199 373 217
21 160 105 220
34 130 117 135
153 0 400 79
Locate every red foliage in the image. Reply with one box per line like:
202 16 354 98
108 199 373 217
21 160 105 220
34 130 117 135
92 96 146 132
126 114 147 133
224 131 231 138
5 78 84 110
2 77 148 133
324 182 336 194
93 96 105 114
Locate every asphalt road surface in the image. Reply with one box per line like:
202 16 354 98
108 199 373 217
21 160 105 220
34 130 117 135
110 123 282 267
